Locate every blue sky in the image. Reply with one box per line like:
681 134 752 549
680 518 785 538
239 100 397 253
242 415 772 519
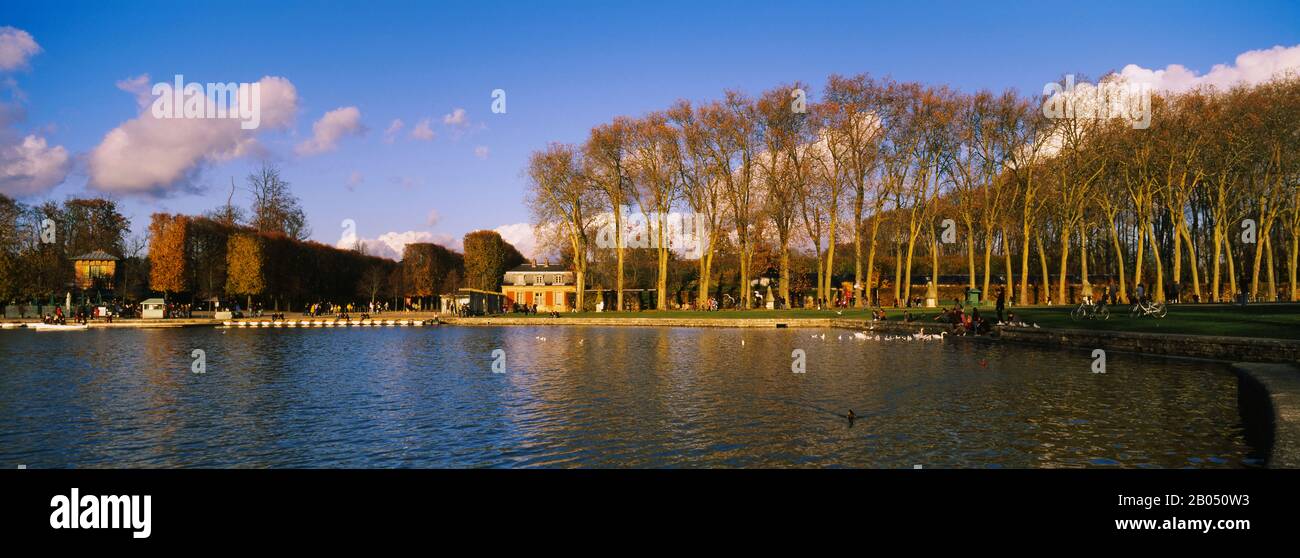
3 0 1299 257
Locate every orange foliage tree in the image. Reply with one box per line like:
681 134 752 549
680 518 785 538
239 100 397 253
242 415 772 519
147 213 190 299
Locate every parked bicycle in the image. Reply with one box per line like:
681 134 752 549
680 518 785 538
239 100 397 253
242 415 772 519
1070 297 1109 321
1129 299 1167 318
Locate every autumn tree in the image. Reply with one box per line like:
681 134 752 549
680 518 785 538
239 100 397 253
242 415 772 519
669 100 726 308
822 74 885 306
463 229 525 292
755 84 813 306
148 213 190 299
225 232 266 310
627 113 682 310
585 117 635 311
401 242 459 309
527 143 595 311
703 92 761 308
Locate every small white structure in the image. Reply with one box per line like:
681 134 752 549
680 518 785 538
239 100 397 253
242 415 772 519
141 298 166 319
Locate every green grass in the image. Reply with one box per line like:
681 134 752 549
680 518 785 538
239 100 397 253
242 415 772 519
499 303 1300 340
1006 303 1300 340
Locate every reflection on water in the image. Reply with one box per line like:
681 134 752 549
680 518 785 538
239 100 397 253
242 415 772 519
0 326 1261 468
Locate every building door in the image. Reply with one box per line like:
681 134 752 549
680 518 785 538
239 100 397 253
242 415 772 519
525 292 533 305
544 291 553 308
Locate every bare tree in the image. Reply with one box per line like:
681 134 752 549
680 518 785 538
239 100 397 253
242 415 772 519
585 117 635 311
527 144 596 311
247 162 309 241
669 100 726 308
627 113 682 310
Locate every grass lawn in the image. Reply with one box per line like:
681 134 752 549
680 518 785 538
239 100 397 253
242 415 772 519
499 303 1300 340
1005 303 1300 340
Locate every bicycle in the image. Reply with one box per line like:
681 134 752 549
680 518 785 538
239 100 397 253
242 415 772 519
1070 298 1110 321
1129 299 1167 318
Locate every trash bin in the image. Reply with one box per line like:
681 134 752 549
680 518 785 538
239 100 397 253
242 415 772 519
965 288 982 306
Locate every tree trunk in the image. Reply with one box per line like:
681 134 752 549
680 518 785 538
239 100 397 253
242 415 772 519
656 214 668 310
1180 225 1201 301
1266 235 1277 301
1133 218 1147 294
1108 220 1128 302
1057 227 1071 305
1036 234 1049 304
853 193 865 307
904 233 918 304
966 222 977 292
1211 226 1223 302
1002 230 1014 306
981 225 993 303
698 245 714 308
741 237 751 309
825 214 837 305
615 206 624 312
893 242 903 307
864 216 882 308
1147 223 1165 302
1290 232 1299 301
779 241 791 309
1018 222 1031 305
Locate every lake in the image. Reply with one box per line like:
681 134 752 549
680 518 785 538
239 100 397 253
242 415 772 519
0 325 1262 468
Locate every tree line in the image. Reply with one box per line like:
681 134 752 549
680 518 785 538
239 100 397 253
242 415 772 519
526 73 1300 309
3 162 528 313
0 195 144 303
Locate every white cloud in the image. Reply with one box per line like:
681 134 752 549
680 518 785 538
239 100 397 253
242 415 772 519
410 118 436 141
0 27 70 197
342 223 535 261
0 27 41 71
383 118 403 143
0 134 71 197
339 229 461 260
494 222 538 259
295 106 364 156
1119 43 1300 93
443 108 469 128
474 145 489 159
114 74 153 108
88 75 299 195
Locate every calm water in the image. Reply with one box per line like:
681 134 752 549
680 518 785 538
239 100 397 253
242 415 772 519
0 325 1261 468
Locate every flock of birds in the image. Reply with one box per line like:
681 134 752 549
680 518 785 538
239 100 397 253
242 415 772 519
813 329 948 342
535 328 984 344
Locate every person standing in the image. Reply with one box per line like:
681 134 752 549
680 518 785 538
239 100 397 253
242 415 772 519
996 288 1006 323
